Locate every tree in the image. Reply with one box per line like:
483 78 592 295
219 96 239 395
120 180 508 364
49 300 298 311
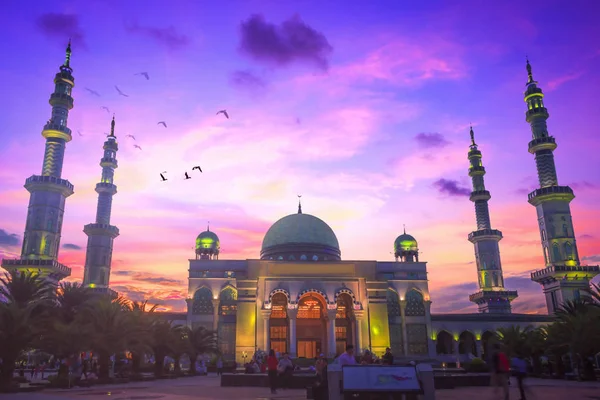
55 281 93 323
496 325 531 357
185 326 219 375
125 300 159 375
150 321 180 378
0 271 53 310
0 302 38 389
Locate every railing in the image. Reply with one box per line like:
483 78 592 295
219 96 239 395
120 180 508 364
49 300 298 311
528 136 555 147
469 290 518 302
468 166 486 174
528 185 573 201
100 157 117 164
525 107 548 119
468 229 503 241
84 223 119 235
531 265 600 279
55 71 74 81
43 122 72 136
49 92 74 107
1 258 72 275
25 175 74 191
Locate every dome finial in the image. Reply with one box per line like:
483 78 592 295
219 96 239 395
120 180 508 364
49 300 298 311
207 221 210 231
109 114 116 137
403 224 406 234
470 124 476 146
297 194 302 214
64 38 72 68
526 56 534 84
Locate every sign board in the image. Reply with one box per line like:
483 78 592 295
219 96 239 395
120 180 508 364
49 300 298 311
342 365 421 393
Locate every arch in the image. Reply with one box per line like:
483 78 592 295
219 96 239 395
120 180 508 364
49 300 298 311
220 285 238 300
436 330 453 355
481 330 495 362
297 288 329 304
552 244 561 261
334 288 357 305
268 288 290 304
564 242 573 260
386 289 401 317
492 272 499 287
387 289 403 355
404 289 425 316
335 293 355 355
218 286 237 359
192 286 214 315
458 331 477 355
483 272 490 287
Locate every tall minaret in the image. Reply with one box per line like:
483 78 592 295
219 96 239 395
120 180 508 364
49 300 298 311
1 42 75 282
82 116 120 290
467 127 518 313
525 60 599 313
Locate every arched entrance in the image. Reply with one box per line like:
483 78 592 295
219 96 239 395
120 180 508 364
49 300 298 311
335 293 354 356
296 294 326 358
459 331 477 356
217 287 237 361
482 331 495 361
436 331 453 355
269 293 288 354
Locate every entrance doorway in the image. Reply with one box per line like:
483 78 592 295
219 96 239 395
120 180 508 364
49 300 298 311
296 294 326 358
297 340 321 358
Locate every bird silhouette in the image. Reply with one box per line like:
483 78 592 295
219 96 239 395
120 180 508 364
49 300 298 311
160 172 167 181
126 134 136 140
135 72 150 80
115 86 129 97
184 172 192 180
157 121 167 128
77 130 83 137
101 106 110 113
216 110 229 119
133 144 142 150
85 88 100 96
192 166 202 173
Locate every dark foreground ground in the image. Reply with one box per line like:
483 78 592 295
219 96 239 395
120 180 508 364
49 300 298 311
3 374 600 400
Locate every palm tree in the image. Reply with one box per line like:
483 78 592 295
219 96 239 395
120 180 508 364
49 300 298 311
55 281 93 323
524 327 546 373
0 270 53 310
496 325 531 357
170 327 190 375
0 302 38 389
150 321 180 378
185 326 219 375
125 300 159 376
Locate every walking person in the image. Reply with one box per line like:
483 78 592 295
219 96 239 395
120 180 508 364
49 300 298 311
277 352 294 389
491 344 510 400
216 357 223 376
267 350 278 394
511 356 528 400
313 354 329 400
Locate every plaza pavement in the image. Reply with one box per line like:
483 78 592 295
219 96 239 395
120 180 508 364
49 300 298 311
3 374 600 400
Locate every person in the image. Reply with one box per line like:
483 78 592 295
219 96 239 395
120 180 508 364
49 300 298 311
491 344 510 400
382 348 394 365
315 354 327 376
338 345 357 366
216 357 223 376
361 350 373 364
314 354 329 400
277 352 294 389
267 349 278 394
511 356 528 400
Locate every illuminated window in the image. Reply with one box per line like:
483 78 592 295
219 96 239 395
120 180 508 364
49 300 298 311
219 287 237 316
564 242 573 260
405 290 425 316
297 297 322 319
192 287 214 315
270 326 287 353
270 293 288 319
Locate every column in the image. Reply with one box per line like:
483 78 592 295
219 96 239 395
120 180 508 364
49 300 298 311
261 309 271 351
185 298 193 328
355 310 365 354
476 339 483 358
327 309 337 358
424 300 436 357
288 308 297 357
400 300 408 356
212 299 220 331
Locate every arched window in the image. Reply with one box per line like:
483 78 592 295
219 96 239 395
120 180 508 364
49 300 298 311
541 230 546 241
492 272 498 287
405 289 425 316
192 287 214 315
564 242 573 260
386 290 401 317
562 224 568 237
552 245 561 262
219 287 237 316
44 238 52 255
482 261 487 270
483 272 490 287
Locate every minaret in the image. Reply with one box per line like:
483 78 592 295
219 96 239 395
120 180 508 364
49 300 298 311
1 42 75 282
467 127 518 313
524 60 599 313
82 116 120 290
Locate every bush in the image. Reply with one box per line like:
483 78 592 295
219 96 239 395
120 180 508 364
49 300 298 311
466 358 489 373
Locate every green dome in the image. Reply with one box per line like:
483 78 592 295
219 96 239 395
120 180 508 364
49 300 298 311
196 230 220 252
261 212 341 260
394 233 418 253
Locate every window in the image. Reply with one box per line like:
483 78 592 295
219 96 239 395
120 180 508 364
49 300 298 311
270 293 288 319
44 238 52 255
387 290 401 318
405 290 425 316
219 287 237 316
406 324 428 355
47 219 54 231
218 323 236 357
270 326 287 353
492 273 499 287
552 245 561 262
277 256 283 260
564 242 573 260
297 297 322 319
192 287 214 315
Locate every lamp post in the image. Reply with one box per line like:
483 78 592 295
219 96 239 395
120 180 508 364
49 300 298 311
242 351 248 365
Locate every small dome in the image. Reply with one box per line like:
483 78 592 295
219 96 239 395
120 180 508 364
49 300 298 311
196 229 220 256
261 212 341 261
394 233 418 254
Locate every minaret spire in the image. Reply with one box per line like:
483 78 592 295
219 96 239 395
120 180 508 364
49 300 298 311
297 194 302 214
467 127 518 313
1 44 76 282
64 39 72 68
83 117 120 291
524 62 600 313
207 221 210 232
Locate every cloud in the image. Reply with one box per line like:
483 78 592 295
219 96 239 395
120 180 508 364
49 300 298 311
433 179 470 197
229 70 267 91
0 229 20 247
35 13 86 48
580 234 594 240
238 14 333 71
414 132 450 149
546 71 584 91
62 243 82 250
112 270 185 286
125 22 190 50
568 181 597 191
582 255 600 263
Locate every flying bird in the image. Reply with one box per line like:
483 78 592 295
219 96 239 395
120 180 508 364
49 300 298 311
133 144 142 150
101 106 110 113
115 86 129 97
216 110 229 119
157 121 167 128
77 130 83 137
184 172 192 180
135 72 150 80
85 88 100 96
126 134 136 140
160 172 167 181
192 166 202 173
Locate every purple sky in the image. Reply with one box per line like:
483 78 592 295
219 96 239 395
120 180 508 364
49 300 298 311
1 0 599 313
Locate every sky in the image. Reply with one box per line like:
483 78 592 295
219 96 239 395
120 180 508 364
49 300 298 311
1 0 599 314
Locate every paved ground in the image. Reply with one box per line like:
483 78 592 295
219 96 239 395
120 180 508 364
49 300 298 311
3 375 600 400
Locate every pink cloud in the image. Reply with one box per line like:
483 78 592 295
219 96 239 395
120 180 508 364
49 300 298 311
546 71 585 91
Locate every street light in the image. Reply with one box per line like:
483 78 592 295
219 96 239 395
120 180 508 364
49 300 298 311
242 351 248 365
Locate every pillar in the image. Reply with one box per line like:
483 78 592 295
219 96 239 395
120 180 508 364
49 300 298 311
355 310 365 353
453 337 460 366
261 309 270 352
424 300 436 357
400 299 408 356
288 307 297 357
327 308 337 358
476 339 483 358
212 298 220 331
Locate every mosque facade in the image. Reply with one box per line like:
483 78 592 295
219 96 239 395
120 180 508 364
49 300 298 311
2 45 598 365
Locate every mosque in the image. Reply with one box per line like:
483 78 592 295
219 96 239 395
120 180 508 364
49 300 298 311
2 44 598 365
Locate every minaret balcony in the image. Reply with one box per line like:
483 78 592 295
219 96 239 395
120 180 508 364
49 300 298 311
470 190 491 202
1 258 71 280
25 175 74 197
95 182 117 194
468 165 486 176
531 264 600 284
100 157 118 168
42 123 72 141
54 71 75 85
49 92 74 109
528 185 574 206
468 228 503 243
528 136 557 154
525 107 549 122
84 223 120 238
469 289 518 304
